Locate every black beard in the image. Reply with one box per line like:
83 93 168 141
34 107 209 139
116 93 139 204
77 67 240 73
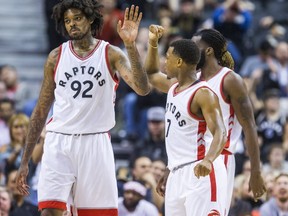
196 50 206 70
68 29 89 40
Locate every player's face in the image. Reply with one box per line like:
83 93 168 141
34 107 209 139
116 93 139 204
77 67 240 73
165 47 179 79
64 8 91 40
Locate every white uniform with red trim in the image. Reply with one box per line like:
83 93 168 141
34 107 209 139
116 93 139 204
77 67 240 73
165 81 227 216
38 40 119 216
203 67 242 215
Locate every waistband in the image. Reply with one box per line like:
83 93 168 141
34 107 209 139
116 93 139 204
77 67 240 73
171 160 198 172
47 131 109 136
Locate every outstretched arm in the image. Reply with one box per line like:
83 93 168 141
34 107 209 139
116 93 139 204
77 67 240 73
224 72 266 200
16 48 57 195
145 25 176 93
193 88 227 178
111 5 149 96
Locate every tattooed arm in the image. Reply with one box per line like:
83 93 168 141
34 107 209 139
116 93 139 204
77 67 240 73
111 4 150 96
16 48 58 195
224 72 266 200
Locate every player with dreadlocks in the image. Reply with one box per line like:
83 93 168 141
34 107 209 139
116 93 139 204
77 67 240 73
192 28 266 215
16 0 150 215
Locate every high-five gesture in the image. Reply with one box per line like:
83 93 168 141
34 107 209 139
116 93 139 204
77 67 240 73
117 5 142 44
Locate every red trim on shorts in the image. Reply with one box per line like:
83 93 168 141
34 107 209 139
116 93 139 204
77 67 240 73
209 164 217 202
208 209 220 216
77 208 118 216
38 201 66 211
46 117 53 125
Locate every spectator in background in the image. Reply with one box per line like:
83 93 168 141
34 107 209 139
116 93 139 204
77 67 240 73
0 98 15 147
0 187 13 216
98 0 124 47
260 173 288 216
0 65 31 112
118 181 158 216
262 144 288 177
132 106 167 164
0 81 7 100
6 170 40 216
213 0 253 65
255 89 287 162
0 114 29 177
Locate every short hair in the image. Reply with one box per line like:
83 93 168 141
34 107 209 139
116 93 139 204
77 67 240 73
194 28 234 70
275 173 288 182
52 0 104 38
0 98 15 108
170 39 200 65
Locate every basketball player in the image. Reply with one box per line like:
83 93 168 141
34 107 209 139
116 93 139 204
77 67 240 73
15 1 150 216
191 29 266 215
145 26 228 216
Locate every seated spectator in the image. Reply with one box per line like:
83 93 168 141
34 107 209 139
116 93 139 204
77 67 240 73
262 144 288 177
0 65 31 112
118 181 158 216
132 106 167 164
0 187 13 216
6 170 40 216
0 98 15 147
0 81 7 100
0 114 29 176
260 173 288 216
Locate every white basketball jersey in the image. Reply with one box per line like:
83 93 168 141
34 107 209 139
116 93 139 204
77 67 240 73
46 40 119 134
165 80 213 170
203 67 242 154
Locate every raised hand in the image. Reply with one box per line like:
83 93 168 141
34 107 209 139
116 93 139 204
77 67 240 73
149 25 164 43
117 5 142 44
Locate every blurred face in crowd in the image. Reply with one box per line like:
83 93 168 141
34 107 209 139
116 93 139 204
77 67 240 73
0 66 18 89
0 81 7 99
148 120 165 138
0 101 15 122
274 175 288 203
269 146 285 168
9 114 29 145
275 42 288 64
123 190 142 210
132 157 152 180
265 173 276 199
0 190 12 214
264 96 279 113
7 170 22 196
151 160 166 183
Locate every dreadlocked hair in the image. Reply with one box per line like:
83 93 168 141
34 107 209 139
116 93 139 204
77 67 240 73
52 0 104 38
195 28 234 70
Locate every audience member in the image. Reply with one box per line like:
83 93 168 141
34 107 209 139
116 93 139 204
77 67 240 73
6 170 40 216
132 106 167 163
0 187 13 216
0 65 31 112
0 98 15 147
0 114 29 176
260 173 288 216
262 144 288 176
118 181 158 216
0 81 7 100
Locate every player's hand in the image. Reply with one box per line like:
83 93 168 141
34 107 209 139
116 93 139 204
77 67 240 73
117 5 142 44
249 171 267 201
16 164 30 196
194 159 212 178
156 168 170 197
149 25 164 43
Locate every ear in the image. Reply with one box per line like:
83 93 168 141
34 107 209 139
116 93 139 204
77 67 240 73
177 58 183 67
206 47 214 56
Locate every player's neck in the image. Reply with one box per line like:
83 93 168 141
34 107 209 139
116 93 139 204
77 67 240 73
72 36 97 51
177 72 197 89
201 61 222 80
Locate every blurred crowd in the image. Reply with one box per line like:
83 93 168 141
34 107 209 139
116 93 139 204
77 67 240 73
1 0 288 215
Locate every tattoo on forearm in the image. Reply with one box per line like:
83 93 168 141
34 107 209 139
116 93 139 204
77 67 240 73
125 44 148 90
237 96 251 121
